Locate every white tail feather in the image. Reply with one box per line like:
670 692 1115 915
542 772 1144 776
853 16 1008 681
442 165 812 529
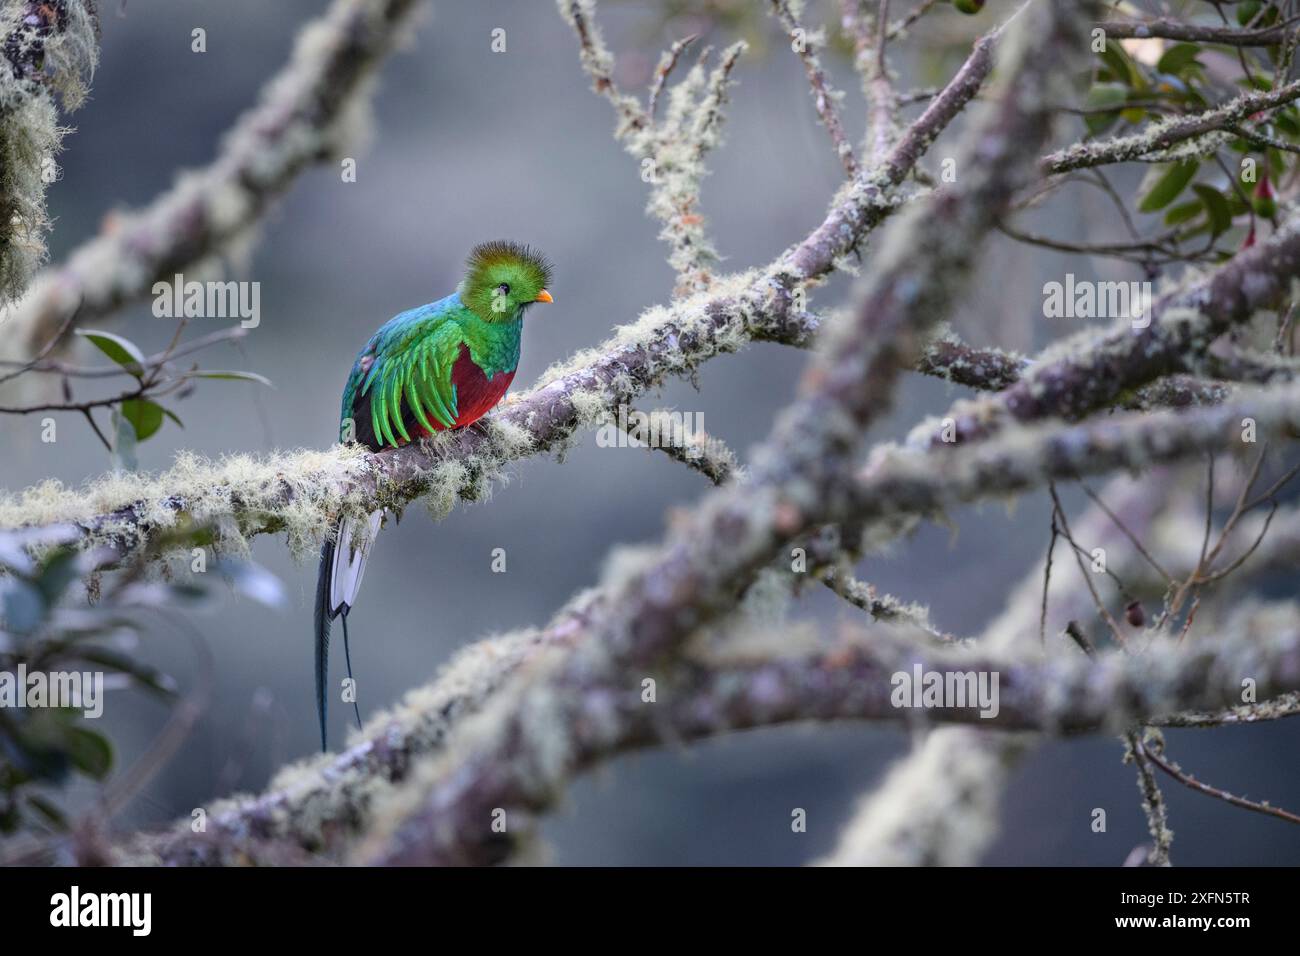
329 510 384 613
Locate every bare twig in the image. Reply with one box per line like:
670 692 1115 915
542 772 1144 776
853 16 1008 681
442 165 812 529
1141 734 1300 827
771 0 859 177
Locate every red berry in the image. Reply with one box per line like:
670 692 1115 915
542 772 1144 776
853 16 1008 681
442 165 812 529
1125 600 1145 628
1253 173 1277 219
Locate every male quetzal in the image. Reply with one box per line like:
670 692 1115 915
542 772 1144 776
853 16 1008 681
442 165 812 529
313 241 553 750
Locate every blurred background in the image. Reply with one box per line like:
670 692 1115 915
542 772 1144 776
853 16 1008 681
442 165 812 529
2 0 1297 864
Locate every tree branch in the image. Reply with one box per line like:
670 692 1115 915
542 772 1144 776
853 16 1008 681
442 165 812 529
347 0 1096 867
1100 18 1298 49
0 0 426 366
0 8 1013 564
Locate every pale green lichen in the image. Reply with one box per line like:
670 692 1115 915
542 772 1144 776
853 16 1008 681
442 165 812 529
421 459 470 521
1046 80 1300 172
0 0 98 304
557 0 746 293
597 542 663 593
0 445 367 561
0 88 57 302
568 387 612 428
817 727 1024 866
536 269 764 394
698 617 823 663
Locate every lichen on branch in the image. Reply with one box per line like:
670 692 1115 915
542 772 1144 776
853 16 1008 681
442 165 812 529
0 0 98 304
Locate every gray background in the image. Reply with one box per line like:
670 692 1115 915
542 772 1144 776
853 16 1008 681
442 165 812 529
3 0 1296 864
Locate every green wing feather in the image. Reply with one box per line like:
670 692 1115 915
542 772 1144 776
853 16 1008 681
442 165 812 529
360 316 465 447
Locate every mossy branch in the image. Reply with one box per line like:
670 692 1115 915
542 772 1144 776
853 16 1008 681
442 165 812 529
1044 79 1300 172
820 471 1175 866
920 214 1300 449
118 589 1300 866
334 0 1098 868
0 0 98 305
357 600 1300 865
0 5 1013 565
0 0 425 370
20 0 1300 869
1100 18 1295 48
559 0 745 295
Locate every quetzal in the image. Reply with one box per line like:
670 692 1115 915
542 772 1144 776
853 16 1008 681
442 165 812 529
313 241 553 750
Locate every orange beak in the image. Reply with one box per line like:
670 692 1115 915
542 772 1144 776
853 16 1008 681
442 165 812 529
534 289 554 304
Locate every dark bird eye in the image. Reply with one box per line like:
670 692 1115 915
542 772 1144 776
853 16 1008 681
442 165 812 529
495 283 510 296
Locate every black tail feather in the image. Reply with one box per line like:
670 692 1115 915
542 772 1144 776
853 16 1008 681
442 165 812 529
314 538 334 752
341 610 362 731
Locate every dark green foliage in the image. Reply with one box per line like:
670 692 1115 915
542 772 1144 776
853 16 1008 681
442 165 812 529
0 531 282 837
1085 23 1300 247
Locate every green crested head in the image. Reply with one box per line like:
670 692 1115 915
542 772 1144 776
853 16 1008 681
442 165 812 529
460 240 554 322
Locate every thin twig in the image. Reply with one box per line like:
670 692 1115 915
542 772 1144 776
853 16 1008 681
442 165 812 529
1050 483 1127 647
1142 737 1300 826
647 34 697 119
772 0 859 177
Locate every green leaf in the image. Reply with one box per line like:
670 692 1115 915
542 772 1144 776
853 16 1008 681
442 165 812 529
1083 83 1127 135
1099 42 1145 90
1192 184 1233 237
35 547 79 606
120 398 165 442
63 726 112 779
1156 43 1201 77
110 408 138 473
1138 160 1199 213
161 407 184 428
2 712 71 784
2 579 46 634
1180 84 1209 111
1269 147 1286 177
25 793 68 830
189 370 274 388
76 330 146 377
1164 199 1203 226
75 646 177 699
